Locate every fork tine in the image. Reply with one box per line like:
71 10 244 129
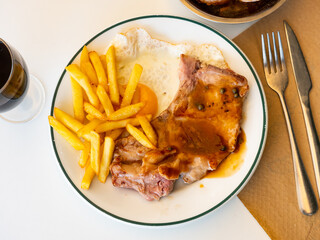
277 31 286 71
261 34 269 73
266 33 274 73
272 32 279 72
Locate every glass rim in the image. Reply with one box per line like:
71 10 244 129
0 38 14 92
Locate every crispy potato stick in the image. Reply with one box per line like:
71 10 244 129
96 85 114 116
48 116 84 150
137 116 157 146
106 46 120 105
98 104 105 113
95 119 131 133
98 137 115 183
79 141 90 168
99 54 108 73
66 64 100 108
89 51 108 90
118 84 125 97
80 45 90 72
86 114 95 121
79 47 94 103
107 102 145 121
120 64 143 108
95 114 152 133
82 90 89 102
54 107 83 132
81 162 96 190
83 61 99 86
120 84 140 103
54 108 92 142
131 85 141 104
83 102 106 120
90 131 101 174
70 77 85 123
107 129 124 140
126 124 156 149
77 118 104 138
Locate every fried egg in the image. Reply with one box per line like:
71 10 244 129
109 28 228 115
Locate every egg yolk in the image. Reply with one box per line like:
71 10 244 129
136 83 158 116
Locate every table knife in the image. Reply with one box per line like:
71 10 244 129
284 20 320 200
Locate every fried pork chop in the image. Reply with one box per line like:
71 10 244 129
110 55 249 200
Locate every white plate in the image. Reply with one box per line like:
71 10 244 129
50 15 267 226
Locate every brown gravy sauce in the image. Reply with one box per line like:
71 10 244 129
206 130 246 178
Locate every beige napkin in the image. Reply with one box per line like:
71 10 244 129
233 0 320 239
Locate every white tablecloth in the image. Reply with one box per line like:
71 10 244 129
0 1 269 239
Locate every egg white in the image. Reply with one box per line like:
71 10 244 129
108 28 228 116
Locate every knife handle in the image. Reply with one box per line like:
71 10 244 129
301 99 320 200
278 94 318 215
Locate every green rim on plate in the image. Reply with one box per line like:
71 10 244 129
50 15 267 226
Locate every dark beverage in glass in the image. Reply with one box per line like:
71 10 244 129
0 38 45 123
0 40 29 112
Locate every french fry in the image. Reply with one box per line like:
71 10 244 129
120 64 143 108
90 131 101 174
54 107 83 133
95 114 152 133
100 54 108 73
118 84 126 97
107 129 124 140
98 137 115 183
96 84 114 116
132 85 141 104
137 116 157 146
70 77 85 123
83 61 99 86
54 108 92 142
107 102 145 121
83 102 106 120
86 114 95 121
89 51 108 90
95 119 130 133
126 124 156 149
106 46 120 105
77 118 104 138
81 162 96 190
120 84 140 103
80 45 90 72
79 47 94 101
83 90 89 102
66 64 100 108
98 103 105 113
79 141 90 168
48 116 84 150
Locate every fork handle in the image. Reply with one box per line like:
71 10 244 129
278 94 318 215
301 99 320 200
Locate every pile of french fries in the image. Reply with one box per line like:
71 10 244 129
48 45 158 190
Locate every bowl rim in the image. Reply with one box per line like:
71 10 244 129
180 0 286 24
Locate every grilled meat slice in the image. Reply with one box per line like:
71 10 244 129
110 54 249 200
110 156 175 201
110 130 179 201
111 137 175 201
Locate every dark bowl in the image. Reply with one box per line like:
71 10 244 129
180 0 286 24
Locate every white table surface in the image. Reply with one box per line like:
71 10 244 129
0 0 269 239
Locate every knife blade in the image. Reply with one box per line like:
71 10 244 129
284 21 312 96
284 20 320 200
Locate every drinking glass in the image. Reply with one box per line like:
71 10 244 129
0 38 45 123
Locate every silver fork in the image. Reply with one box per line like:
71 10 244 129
261 32 318 215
